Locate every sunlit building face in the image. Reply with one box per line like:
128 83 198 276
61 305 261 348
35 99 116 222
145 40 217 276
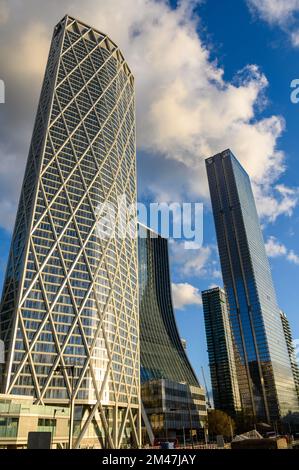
0 15 140 448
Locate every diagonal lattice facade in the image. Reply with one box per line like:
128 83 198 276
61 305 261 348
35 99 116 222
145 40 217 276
0 15 140 448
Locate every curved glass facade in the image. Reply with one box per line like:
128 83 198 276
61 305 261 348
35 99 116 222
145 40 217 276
0 15 140 448
206 149 299 423
138 225 207 439
138 225 198 385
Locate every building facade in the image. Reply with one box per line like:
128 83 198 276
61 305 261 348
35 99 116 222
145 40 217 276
202 287 241 416
280 310 299 402
138 225 207 442
206 149 299 423
0 394 69 449
0 16 140 448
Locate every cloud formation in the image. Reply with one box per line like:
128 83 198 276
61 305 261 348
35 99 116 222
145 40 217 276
170 240 212 277
171 282 202 310
254 184 299 222
265 236 299 264
247 0 299 46
0 0 297 233
169 240 222 281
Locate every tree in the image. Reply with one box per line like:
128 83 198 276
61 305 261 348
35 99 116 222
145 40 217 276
208 409 236 440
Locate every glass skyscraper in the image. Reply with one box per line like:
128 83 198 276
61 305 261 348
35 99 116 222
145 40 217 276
202 287 241 416
0 16 140 448
138 225 207 441
206 149 299 423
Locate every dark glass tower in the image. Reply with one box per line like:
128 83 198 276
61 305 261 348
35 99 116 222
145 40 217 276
138 224 207 440
202 287 241 416
0 16 140 448
206 149 299 423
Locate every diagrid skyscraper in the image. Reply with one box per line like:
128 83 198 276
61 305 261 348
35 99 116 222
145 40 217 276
206 149 299 423
0 16 140 448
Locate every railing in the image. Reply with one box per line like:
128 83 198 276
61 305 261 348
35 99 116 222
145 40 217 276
0 403 21 414
0 420 18 438
37 427 56 438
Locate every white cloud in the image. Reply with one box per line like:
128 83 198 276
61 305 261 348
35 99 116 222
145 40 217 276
287 250 299 264
0 0 297 233
169 240 222 280
211 269 222 279
171 282 202 310
0 0 9 24
247 0 299 46
254 184 299 222
265 236 299 264
0 147 26 231
265 236 287 257
170 240 212 277
248 0 299 22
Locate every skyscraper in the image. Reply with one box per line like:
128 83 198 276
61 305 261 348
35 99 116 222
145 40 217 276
206 149 299 423
138 224 207 441
202 287 241 416
0 16 140 448
280 310 299 402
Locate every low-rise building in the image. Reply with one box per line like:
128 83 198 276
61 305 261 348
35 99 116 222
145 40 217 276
0 394 69 448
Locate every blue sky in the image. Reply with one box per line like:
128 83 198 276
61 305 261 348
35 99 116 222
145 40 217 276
170 0 299 388
0 0 299 392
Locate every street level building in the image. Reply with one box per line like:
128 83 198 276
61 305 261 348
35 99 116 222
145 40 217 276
0 394 69 448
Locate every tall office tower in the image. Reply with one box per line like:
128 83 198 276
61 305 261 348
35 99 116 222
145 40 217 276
206 149 299 423
0 16 140 448
202 287 241 416
280 310 299 401
138 225 207 442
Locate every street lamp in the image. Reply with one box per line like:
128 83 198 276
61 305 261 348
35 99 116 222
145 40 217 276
187 396 194 449
54 365 76 449
51 408 58 449
203 418 209 446
180 382 195 449
51 408 65 449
